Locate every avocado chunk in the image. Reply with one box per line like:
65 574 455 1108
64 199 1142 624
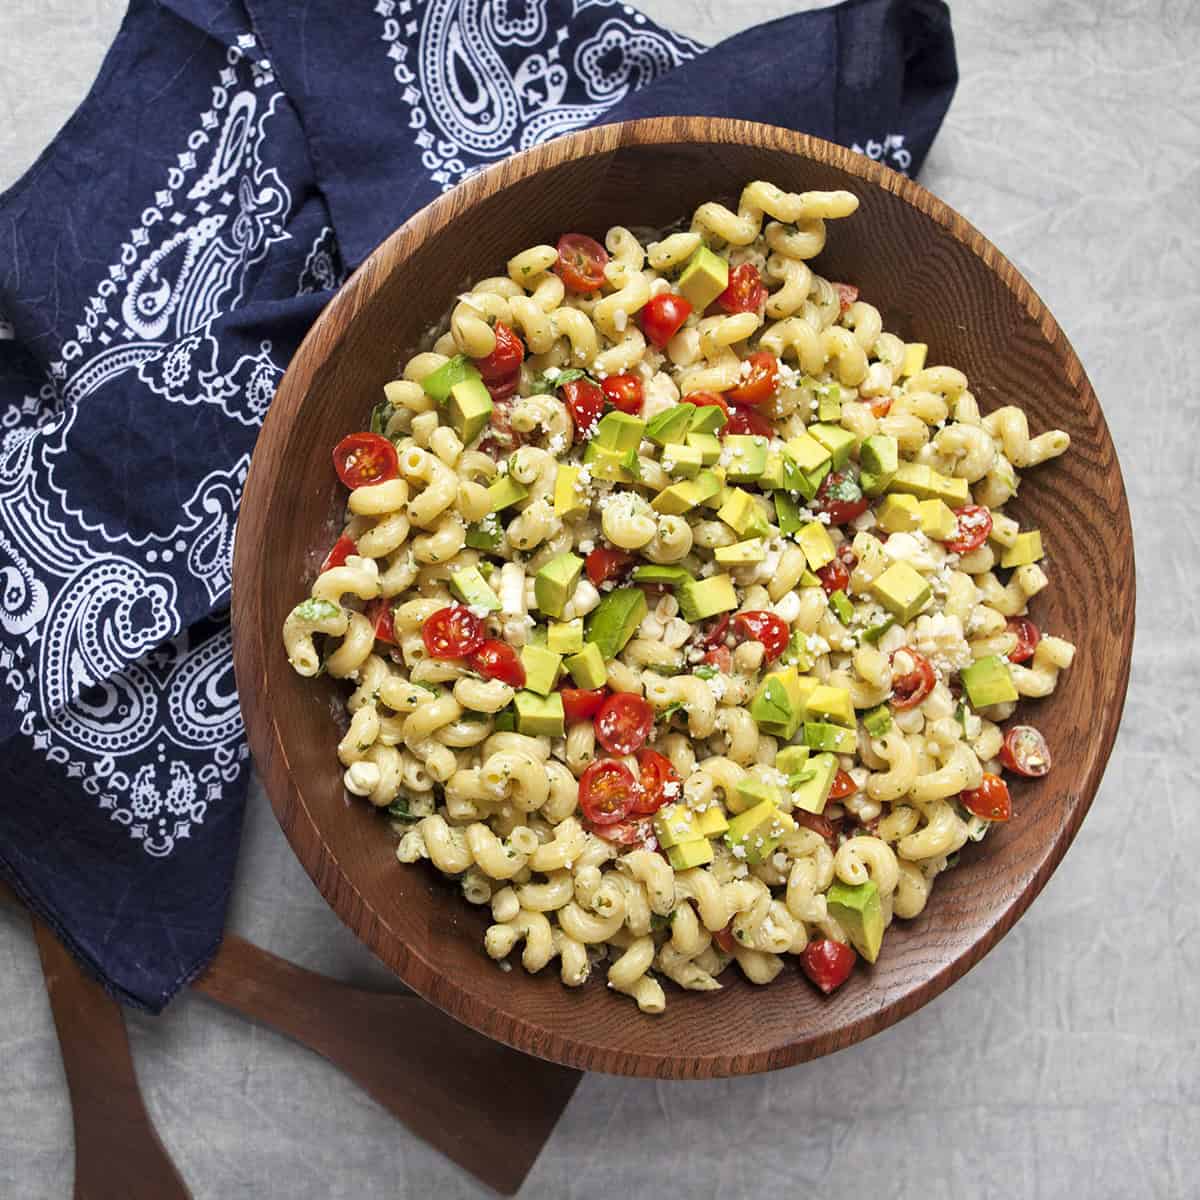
803 721 857 754
554 465 590 518
826 880 884 963
492 707 516 732
960 654 1019 708
594 410 646 452
930 470 970 507
667 839 716 870
1000 530 1044 568
723 435 769 483
513 690 565 737
796 521 836 571
464 514 503 550
733 775 786 814
645 403 696 446
661 442 703 478
676 575 738 622
714 538 766 567
869 561 932 623
790 751 838 814
785 432 832 474
775 745 811 776
447 376 494 444
724 799 797 865
651 469 723 514
828 589 854 625
877 492 921 532
808 423 857 469
487 475 529 512
686 432 722 465
677 245 730 311
805 684 855 728
421 354 481 405
548 620 584 655
520 644 562 696
900 342 927 377
774 493 803 536
863 704 892 737
817 387 843 423
749 667 814 740
564 641 607 690
582 441 635 483
694 805 729 837
717 488 771 538
450 565 501 612
585 587 648 660
534 552 584 619
888 462 968 506
688 402 728 436
758 451 786 491
859 614 895 644
859 433 898 495
918 498 957 540
654 803 700 848
631 564 694 587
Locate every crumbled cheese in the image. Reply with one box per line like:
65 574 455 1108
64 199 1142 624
578 539 594 554
731 843 747 860
547 433 566 456
706 674 727 702
467 604 492 620
543 367 562 381
912 611 972 673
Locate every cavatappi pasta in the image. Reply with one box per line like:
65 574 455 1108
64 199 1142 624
283 181 1073 1009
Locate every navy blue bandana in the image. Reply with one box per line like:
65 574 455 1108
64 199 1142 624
0 0 955 1010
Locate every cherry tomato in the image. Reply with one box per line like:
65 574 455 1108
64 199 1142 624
601 373 644 414
699 612 731 649
485 373 520 402
1000 725 1052 777
866 395 893 418
478 398 524 456
814 470 869 525
561 377 605 437
473 321 524 384
827 769 857 801
561 688 608 724
469 639 525 688
944 505 993 554
800 938 857 994
793 810 838 842
703 645 733 673
832 282 859 313
725 404 773 437
816 557 851 596
732 611 789 662
320 533 357 572
578 758 638 826
640 292 692 348
726 351 779 406
1006 617 1040 664
714 263 767 315
633 748 681 815
585 547 634 587
891 648 936 710
365 597 395 644
960 772 1012 821
332 432 399 489
594 693 655 756
554 233 608 292
713 921 738 954
422 605 485 660
594 816 657 848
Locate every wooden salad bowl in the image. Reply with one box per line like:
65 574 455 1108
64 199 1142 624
231 118 1134 1078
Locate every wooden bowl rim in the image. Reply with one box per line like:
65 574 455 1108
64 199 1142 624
232 117 1134 1077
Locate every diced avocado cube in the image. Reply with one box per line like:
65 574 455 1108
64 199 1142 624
808 423 857 469
585 587 648 660
688 403 727 436
667 839 716 870
554 465 589 518
714 538 767 567
654 803 699 848
677 246 730 311
877 493 921 533
717 488 770 538
520 644 562 696
781 628 814 671
786 433 832 474
774 493 802 536
422 354 480 404
594 410 645 452
661 442 703 479
826 880 884 963
582 442 634 483
803 721 857 754
859 615 895 644
918 498 958 540
818 394 843 423
758 451 786 491
487 475 529 512
930 470 970 507
960 655 1019 708
863 704 893 737
528 624 548 648
775 745 811 776
447 376 494 444
887 462 938 499
564 641 607 690
859 434 898 496
676 575 738 623
1000 530 1044 568
733 775 785 815
828 589 854 626
805 684 855 728
534 552 584 619
686 432 722 465
797 521 836 571
645 404 696 446
451 565 501 612
631 564 694 587
700 467 730 509
870 561 933 623
513 690 565 737
723 435 769 483
651 469 723 514
798 460 832 502
801 570 822 588
464 515 502 550
900 342 928 377
492 707 516 732
791 752 838 814
749 667 812 740
694 805 729 837
724 799 796 865
548 620 584 655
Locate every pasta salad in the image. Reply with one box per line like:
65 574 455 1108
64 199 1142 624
282 181 1073 1011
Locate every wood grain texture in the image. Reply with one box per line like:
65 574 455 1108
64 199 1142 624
231 118 1135 1078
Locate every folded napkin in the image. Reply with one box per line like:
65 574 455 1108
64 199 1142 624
0 0 956 1010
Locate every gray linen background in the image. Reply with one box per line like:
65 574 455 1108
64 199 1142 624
1 2 1194 1196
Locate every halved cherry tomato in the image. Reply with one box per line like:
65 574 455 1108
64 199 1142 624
585 547 634 587
816 556 851 596
601 373 643 414
1000 725 1051 777
640 292 692 348
704 645 733 673
827 769 857 800
713 921 738 954
866 395 893 418
469 640 525 688
485 373 520 402
561 687 608 723
333 432 399 488
422 605 485 660
726 351 779 406
814 470 869 525
832 282 859 313
633 748 681 815
554 233 608 293
594 816 657 848
699 612 731 649
321 533 357 572
793 810 838 842
732 611 789 662
578 758 637 826
595 693 655 756
960 772 1012 821
725 404 773 437
945 505 993 554
715 263 767 315
800 938 857 994
891 648 936 709
365 598 395 644
473 321 524 384
1006 617 1040 664
561 377 605 436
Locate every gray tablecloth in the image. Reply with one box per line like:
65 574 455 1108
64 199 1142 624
1 2 1193 1197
